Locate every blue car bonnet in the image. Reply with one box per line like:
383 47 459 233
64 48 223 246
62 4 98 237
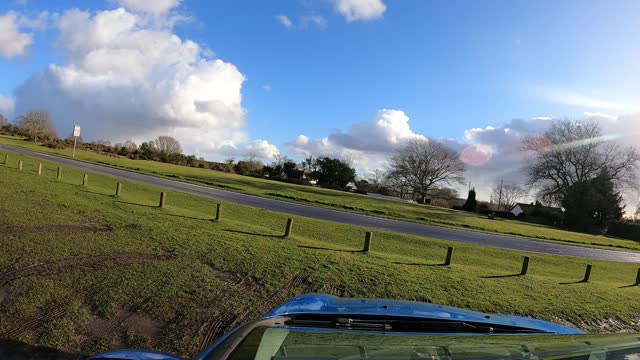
264 293 582 335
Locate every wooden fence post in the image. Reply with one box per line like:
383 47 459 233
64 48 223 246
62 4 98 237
284 218 294 237
159 192 166 208
3 154 7 164
583 264 592 282
18 160 23 170
115 183 122 196
215 203 222 221
56 167 62 179
520 256 530 275
635 268 640 286
363 231 373 253
444 246 454 266
82 174 88 186
37 163 42 176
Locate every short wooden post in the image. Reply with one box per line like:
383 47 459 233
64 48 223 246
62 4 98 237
37 163 42 176
583 264 592 282
82 174 88 186
115 183 122 196
18 160 23 170
444 246 454 266
56 167 62 179
284 218 294 237
215 203 222 221
159 192 166 208
635 268 640 286
3 154 7 164
363 231 373 253
520 256 530 275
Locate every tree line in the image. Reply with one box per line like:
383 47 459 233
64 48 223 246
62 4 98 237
2 111 639 235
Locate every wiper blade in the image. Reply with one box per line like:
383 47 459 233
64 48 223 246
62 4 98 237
284 315 551 334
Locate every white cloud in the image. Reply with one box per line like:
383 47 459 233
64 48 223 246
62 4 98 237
113 0 181 15
244 139 280 160
0 11 33 59
275 15 293 29
262 85 272 91
300 15 328 29
0 94 15 118
334 0 386 22
14 7 249 160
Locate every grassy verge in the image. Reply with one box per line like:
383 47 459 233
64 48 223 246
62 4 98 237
1 135 638 252
1 148 640 357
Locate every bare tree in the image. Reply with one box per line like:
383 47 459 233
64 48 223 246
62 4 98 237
19 111 57 142
369 169 386 187
523 119 639 204
0 114 7 127
152 136 183 162
388 139 465 204
123 140 138 151
490 183 528 212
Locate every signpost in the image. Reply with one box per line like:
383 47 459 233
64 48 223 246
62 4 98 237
72 125 81 158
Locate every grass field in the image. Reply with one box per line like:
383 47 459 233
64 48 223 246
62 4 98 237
2 136 638 252
1 148 640 358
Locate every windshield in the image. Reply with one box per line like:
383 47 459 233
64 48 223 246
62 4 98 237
226 328 640 360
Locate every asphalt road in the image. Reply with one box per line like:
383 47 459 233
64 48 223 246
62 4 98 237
4 144 640 263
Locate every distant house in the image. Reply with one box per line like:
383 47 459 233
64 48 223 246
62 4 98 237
511 202 564 225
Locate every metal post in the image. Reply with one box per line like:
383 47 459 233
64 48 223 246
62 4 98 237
82 174 88 186
72 135 77 158
37 163 42 176
215 203 222 221
57 167 62 179
444 246 454 266
583 264 592 282
116 183 122 196
363 232 373 253
520 256 530 275
159 192 166 208
284 218 294 237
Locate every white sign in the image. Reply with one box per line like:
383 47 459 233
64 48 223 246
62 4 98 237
73 125 81 137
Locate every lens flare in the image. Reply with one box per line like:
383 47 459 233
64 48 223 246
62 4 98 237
460 144 493 166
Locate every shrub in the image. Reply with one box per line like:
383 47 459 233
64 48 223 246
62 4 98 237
607 221 640 242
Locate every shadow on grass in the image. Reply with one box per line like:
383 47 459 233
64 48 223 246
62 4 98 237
619 284 639 288
114 200 157 208
161 213 212 221
391 261 446 267
297 245 359 253
0 338 86 360
224 229 280 238
481 273 524 279
559 279 590 285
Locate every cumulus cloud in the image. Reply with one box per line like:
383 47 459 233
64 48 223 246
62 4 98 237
0 94 15 118
113 0 181 15
0 11 33 59
288 109 424 174
334 0 386 22
14 7 249 160
244 139 280 160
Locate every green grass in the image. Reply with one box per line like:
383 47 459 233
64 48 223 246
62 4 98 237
2 136 638 252
1 148 640 358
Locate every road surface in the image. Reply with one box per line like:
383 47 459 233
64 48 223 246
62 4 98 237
3 144 640 263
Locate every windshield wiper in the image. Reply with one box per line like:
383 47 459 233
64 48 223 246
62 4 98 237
284 315 551 334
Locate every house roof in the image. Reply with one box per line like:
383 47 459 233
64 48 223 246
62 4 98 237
512 203 564 217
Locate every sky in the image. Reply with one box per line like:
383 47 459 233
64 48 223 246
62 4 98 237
0 0 639 208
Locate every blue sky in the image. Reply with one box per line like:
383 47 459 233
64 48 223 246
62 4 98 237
0 0 639 198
